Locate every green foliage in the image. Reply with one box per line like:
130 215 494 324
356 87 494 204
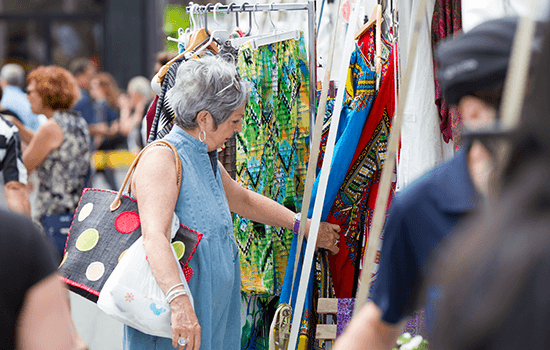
163 5 190 53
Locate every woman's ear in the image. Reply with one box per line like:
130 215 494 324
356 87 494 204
196 110 211 129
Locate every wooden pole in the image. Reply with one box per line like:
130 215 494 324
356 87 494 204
353 0 428 316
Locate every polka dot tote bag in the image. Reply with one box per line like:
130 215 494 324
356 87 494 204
58 140 202 303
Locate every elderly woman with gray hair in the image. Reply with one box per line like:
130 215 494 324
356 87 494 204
128 56 341 350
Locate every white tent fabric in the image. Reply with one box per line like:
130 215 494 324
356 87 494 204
397 0 455 190
461 0 528 32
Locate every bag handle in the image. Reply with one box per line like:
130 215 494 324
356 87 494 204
110 140 182 212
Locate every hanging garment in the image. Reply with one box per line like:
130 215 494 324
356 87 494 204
397 0 455 189
241 295 279 350
147 57 185 143
147 41 239 144
308 45 377 221
234 34 310 296
311 251 336 350
277 233 316 350
357 26 393 82
325 51 396 298
432 0 463 145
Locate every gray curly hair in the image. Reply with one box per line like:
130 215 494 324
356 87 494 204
166 56 250 130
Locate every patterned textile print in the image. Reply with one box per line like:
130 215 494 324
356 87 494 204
235 33 309 296
34 111 91 219
147 57 185 143
240 294 279 350
357 27 392 82
336 298 355 337
432 0 462 143
402 311 428 338
329 108 391 270
311 251 336 350
316 97 335 170
326 53 396 298
451 107 463 150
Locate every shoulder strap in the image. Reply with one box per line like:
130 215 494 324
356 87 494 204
109 140 182 211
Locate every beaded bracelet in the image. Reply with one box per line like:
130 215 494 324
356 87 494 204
166 289 191 304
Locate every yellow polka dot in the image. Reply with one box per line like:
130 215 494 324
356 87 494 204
59 252 68 268
118 249 128 262
78 203 94 222
172 241 185 260
76 229 99 252
86 262 105 281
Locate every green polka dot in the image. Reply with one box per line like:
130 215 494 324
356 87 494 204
76 229 99 252
172 241 185 260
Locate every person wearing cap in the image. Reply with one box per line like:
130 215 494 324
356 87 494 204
332 17 521 350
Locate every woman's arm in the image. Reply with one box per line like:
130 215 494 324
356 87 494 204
16 274 76 350
131 146 200 350
23 120 63 172
3 115 34 144
220 162 341 254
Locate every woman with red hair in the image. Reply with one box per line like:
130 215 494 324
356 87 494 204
10 65 91 257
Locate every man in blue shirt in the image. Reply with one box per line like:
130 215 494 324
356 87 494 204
334 17 522 349
0 64 44 132
69 58 97 126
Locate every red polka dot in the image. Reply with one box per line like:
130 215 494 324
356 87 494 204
115 211 140 234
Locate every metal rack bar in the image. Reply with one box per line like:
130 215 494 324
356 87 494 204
186 1 317 132
186 3 310 13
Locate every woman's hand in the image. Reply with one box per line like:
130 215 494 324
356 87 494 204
170 295 201 350
305 219 341 254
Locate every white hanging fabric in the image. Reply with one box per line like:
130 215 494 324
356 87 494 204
396 0 454 190
461 0 528 33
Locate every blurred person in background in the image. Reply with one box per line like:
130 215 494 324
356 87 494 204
153 51 177 78
0 63 44 132
89 72 124 189
69 58 101 131
0 102 30 216
0 208 76 350
8 66 91 259
425 16 550 350
334 17 521 350
118 75 154 151
89 72 123 148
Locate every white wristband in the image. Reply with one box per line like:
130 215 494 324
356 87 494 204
166 289 190 304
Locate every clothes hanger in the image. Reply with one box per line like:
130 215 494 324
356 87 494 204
231 2 265 48
249 3 301 49
212 2 230 43
156 4 217 84
354 4 383 40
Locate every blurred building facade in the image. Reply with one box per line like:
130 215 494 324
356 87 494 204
0 0 197 88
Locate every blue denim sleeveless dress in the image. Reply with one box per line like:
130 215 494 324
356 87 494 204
124 125 241 350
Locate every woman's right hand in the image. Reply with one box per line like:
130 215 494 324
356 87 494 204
170 294 201 350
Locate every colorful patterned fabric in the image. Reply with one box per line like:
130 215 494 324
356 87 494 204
357 26 392 83
235 34 310 296
308 45 376 221
240 294 279 350
277 233 316 349
336 298 355 337
326 51 396 298
432 0 462 143
311 251 336 350
403 311 428 338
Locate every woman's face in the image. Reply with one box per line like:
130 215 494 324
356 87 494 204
89 78 105 100
203 103 245 152
26 80 45 115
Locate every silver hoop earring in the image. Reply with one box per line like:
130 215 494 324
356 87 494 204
199 130 206 142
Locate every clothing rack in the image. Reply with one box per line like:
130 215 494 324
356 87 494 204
186 1 317 130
